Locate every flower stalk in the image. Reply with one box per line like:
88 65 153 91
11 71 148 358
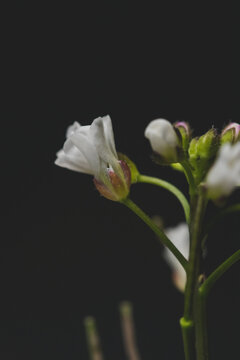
137 174 190 223
121 198 188 270
180 185 208 360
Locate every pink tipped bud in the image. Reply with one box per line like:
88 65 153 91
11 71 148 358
174 121 191 152
174 121 190 135
221 123 240 144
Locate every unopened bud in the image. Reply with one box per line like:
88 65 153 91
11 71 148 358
174 122 191 152
197 128 219 159
188 128 219 184
144 119 180 163
221 123 240 145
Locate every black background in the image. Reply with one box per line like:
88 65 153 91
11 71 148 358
1 2 239 359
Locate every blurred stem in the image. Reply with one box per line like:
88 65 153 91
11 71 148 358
137 174 190 223
120 301 141 360
84 317 104 360
199 249 240 297
121 197 188 270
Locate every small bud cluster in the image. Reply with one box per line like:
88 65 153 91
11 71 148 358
144 119 240 202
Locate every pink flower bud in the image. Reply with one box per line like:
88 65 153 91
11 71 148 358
221 123 240 144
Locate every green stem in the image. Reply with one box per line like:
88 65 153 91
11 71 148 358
180 318 195 360
180 160 196 196
137 174 190 223
181 190 207 360
199 248 240 297
184 192 206 321
121 197 188 270
195 289 208 360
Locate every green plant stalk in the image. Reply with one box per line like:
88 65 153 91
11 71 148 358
195 287 208 360
137 174 190 223
180 190 207 360
180 159 196 196
121 197 188 270
180 317 195 360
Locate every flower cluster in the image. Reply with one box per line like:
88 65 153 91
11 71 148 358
56 116 240 203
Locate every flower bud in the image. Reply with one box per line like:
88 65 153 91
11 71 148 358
197 128 219 158
174 121 191 152
188 128 219 184
144 119 179 163
93 160 131 201
221 123 240 145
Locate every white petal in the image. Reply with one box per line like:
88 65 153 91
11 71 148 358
163 223 189 292
90 116 118 165
206 142 240 199
62 140 94 174
67 132 100 177
165 223 189 261
172 269 187 292
102 115 118 157
66 121 82 138
55 149 92 174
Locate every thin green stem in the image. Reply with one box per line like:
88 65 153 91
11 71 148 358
121 197 188 270
184 192 206 321
199 249 240 297
180 160 196 196
137 174 190 223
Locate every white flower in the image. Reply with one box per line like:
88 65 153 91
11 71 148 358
205 142 240 201
164 223 189 292
144 119 179 162
55 115 131 201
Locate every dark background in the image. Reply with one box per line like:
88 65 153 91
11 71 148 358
1 2 239 359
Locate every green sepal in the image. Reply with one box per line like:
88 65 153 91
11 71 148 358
171 162 185 172
221 128 235 145
118 153 140 183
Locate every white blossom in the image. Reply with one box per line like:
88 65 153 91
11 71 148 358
205 142 240 200
164 223 189 292
55 116 131 201
144 119 179 162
